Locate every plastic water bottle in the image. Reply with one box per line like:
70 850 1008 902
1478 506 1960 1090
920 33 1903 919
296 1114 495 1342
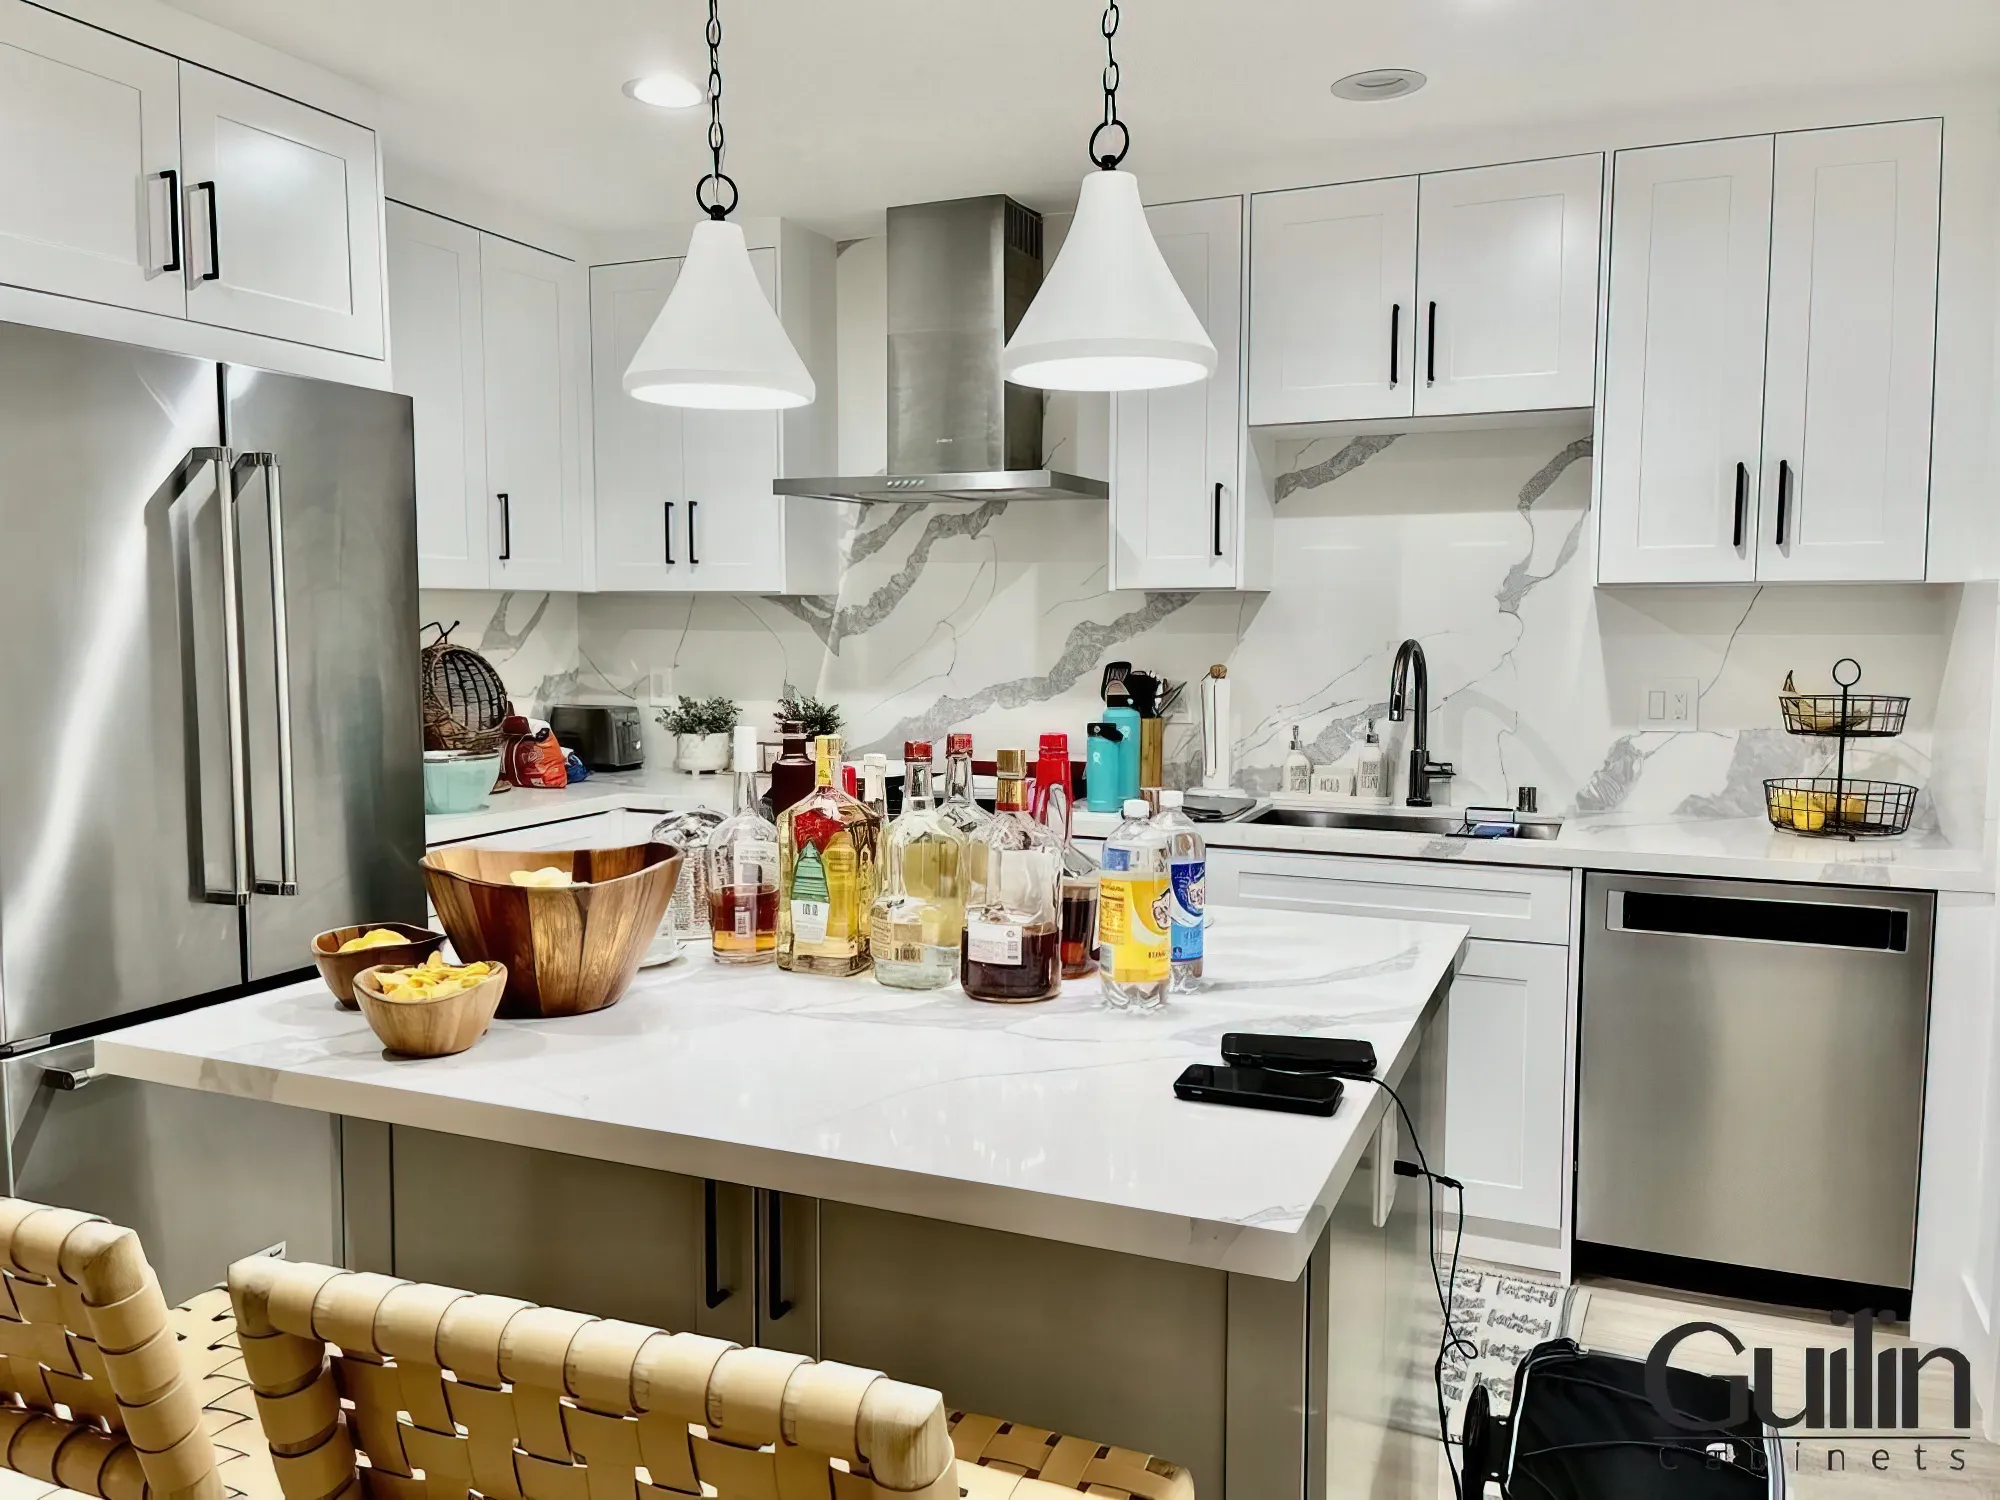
1098 799 1169 1010
1155 790 1205 991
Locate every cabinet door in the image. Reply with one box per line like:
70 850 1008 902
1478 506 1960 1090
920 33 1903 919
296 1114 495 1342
1757 120 1939 583
0 0 184 317
1415 155 1602 416
177 63 383 357
1247 177 1416 425
1597 137 1772 585
682 248 786 593
482 235 586 591
387 205 488 589
1442 938 1570 1231
1111 197 1243 590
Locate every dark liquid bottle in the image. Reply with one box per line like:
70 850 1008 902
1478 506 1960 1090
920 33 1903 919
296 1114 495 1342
768 720 815 818
960 748 1063 1003
962 924 1062 1001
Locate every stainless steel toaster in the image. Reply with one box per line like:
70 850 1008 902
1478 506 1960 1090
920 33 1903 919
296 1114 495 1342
550 704 645 771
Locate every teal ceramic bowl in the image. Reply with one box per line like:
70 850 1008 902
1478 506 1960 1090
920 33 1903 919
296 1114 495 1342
423 751 501 815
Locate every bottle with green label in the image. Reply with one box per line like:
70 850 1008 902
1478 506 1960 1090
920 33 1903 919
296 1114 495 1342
776 734 880 975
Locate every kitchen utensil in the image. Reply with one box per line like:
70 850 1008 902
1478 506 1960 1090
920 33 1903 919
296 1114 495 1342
353 961 507 1058
311 922 447 1010
421 621 509 754
1124 671 1161 717
550 705 645 770
420 843 682 1018
423 750 502 815
1139 718 1165 791
1100 661 1131 702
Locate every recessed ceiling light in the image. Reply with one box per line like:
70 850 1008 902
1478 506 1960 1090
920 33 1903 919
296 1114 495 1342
623 73 703 109
1330 68 1427 102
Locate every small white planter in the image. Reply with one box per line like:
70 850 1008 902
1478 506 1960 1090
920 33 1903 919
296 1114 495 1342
676 731 731 773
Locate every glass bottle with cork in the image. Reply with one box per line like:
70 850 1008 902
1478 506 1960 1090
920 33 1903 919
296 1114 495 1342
707 725 779 965
961 748 1062 1002
867 740 966 990
939 731 991 894
776 734 881 976
768 720 815 819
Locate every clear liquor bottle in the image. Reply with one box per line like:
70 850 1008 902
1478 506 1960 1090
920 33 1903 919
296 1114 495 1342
707 725 778 965
961 748 1062 1003
867 741 966 990
939 731 991 895
777 734 881 976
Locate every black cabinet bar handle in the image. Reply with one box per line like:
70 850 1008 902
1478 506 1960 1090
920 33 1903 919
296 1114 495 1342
1211 483 1223 558
1775 460 1792 547
196 180 220 282
765 1192 791 1321
1425 301 1438 386
687 500 699 565
1389 303 1401 388
703 1180 729 1309
663 501 676 565
157 169 182 275
1732 462 1748 550
497 493 511 561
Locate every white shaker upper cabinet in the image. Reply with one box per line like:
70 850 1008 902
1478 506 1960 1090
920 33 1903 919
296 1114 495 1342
177 63 383 358
1248 177 1416 425
387 205 488 591
1414 155 1602 417
0 0 184 317
1111 195 1254 590
1757 121 1939 584
482 235 586 592
1597 136 1773 585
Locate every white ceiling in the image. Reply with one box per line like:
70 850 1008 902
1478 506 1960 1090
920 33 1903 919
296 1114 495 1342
167 0 2000 241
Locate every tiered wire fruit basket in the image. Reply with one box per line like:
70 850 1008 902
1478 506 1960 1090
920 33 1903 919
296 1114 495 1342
1765 656 1915 838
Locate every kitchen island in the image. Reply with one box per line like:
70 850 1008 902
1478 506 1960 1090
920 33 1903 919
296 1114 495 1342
99 906 1465 1500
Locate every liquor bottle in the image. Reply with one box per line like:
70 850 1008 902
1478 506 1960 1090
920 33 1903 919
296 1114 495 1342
707 725 779 965
861 753 890 820
777 734 880 975
867 741 966 990
939 731 992 898
1030 732 1074 843
768 720 815 818
961 748 1062 1003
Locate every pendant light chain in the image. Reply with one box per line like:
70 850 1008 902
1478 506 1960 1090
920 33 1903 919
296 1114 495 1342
695 0 738 219
1088 0 1129 170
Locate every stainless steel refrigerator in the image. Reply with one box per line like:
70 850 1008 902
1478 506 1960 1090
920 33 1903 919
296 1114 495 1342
0 321 424 1296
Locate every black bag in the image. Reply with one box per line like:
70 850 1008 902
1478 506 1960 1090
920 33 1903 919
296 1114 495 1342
1461 1339 1784 1499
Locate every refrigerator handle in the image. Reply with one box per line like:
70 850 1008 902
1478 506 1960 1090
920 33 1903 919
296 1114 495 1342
235 453 298 896
183 446 251 906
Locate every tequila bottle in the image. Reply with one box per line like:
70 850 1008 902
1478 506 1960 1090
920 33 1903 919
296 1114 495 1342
867 742 966 990
939 731 991 896
707 726 779 965
777 734 880 975
961 748 1062 1003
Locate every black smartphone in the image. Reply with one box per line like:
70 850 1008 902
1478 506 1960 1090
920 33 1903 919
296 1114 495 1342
1220 1033 1378 1078
1173 1064 1344 1117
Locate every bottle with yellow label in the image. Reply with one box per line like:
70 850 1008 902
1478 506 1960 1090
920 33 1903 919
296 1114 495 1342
776 734 881 976
1098 798 1170 1010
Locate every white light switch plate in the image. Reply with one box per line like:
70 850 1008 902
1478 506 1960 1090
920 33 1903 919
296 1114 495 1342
1641 678 1699 730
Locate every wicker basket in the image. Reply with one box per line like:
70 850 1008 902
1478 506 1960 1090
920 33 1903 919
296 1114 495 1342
421 621 509 754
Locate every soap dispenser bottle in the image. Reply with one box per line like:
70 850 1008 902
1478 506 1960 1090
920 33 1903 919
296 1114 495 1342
1282 726 1313 795
1354 719 1389 805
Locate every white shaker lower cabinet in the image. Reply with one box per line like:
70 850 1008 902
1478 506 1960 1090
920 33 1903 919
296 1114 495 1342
1110 195 1265 590
1596 136 1773 585
1414 154 1602 418
0 0 184 318
1205 848 1573 1258
177 62 383 358
592 254 837 595
1757 120 1939 584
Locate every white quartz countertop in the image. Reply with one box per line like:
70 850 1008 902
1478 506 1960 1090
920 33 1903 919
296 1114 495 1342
425 767 732 845
97 907 1464 1282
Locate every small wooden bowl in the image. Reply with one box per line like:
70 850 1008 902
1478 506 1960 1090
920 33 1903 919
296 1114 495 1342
352 963 507 1058
312 923 447 1010
420 843 682 1019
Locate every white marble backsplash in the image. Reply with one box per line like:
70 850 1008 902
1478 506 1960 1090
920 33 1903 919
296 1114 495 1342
425 422 1982 828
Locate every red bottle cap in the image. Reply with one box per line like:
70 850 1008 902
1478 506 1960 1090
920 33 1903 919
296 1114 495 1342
904 740 933 763
947 732 973 756
1037 733 1069 759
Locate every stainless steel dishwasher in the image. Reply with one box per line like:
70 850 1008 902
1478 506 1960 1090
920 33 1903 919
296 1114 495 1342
1578 873 1932 1294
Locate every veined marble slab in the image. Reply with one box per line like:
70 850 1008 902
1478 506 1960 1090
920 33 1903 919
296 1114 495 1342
96 908 1462 1283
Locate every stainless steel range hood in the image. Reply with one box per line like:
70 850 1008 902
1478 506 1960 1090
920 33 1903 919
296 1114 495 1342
775 196 1110 506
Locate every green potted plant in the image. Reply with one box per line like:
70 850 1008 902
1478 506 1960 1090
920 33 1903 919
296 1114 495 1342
659 695 740 773
776 689 842 741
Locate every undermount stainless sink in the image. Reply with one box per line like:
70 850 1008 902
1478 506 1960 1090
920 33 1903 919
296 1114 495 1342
1243 806 1565 840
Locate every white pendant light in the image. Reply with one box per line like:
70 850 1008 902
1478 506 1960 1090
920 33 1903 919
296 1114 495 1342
1002 1 1215 393
624 0 815 411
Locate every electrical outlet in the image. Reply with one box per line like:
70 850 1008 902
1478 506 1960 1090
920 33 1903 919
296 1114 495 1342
1641 678 1700 730
644 671 672 704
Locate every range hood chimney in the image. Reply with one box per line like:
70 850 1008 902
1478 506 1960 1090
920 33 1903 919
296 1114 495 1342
775 195 1109 505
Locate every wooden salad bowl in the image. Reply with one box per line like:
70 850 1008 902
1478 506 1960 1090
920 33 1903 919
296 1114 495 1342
312 922 447 1010
353 962 507 1059
419 843 683 1019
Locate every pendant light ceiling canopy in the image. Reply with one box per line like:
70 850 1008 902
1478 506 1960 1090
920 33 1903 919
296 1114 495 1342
1002 1 1215 394
623 0 814 411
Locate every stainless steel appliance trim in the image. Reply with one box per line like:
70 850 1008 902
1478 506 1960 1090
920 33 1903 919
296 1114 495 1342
188 445 250 906
773 469 1109 504
235 452 298 896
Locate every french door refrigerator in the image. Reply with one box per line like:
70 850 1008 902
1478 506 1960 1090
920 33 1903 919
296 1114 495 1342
0 321 424 1296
